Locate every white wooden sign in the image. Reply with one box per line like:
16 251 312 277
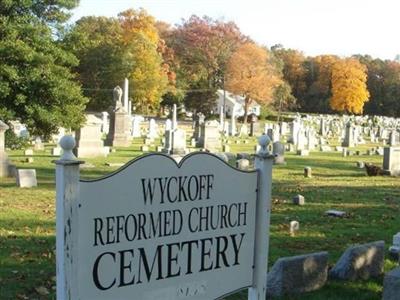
55 136 273 300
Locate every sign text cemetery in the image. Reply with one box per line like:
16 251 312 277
55 136 273 300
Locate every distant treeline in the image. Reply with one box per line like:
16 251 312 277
1 2 399 137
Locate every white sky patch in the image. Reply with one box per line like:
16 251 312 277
70 0 400 60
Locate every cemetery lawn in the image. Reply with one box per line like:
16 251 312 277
1 137 399 300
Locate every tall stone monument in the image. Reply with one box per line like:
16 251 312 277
342 122 355 147
0 120 9 177
106 86 131 147
163 104 187 155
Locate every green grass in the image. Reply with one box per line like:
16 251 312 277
1 137 399 299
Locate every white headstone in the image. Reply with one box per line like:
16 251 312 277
17 169 37 188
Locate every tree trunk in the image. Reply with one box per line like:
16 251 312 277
243 96 250 124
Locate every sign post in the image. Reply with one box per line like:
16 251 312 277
248 135 274 300
55 136 84 300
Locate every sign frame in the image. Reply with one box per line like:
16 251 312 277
55 135 273 300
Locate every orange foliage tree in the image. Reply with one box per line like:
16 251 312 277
118 9 169 112
330 58 370 114
226 43 281 123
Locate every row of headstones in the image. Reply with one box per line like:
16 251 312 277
265 240 400 299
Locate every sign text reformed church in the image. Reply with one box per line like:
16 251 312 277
55 136 273 300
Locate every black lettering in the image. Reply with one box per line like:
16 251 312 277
166 242 181 278
118 249 135 287
231 233 245 265
178 176 188 202
181 240 199 274
215 236 230 269
137 213 147 240
125 214 137 241
188 208 198 233
93 218 104 246
141 178 157 205
93 252 116 290
137 245 164 283
116 215 125 243
199 238 213 272
157 177 168 204
188 175 199 201
167 177 178 203
206 174 214 199
106 216 115 244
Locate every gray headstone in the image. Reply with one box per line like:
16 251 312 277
293 194 305 205
77 114 109 157
106 109 131 147
325 209 346 217
266 252 329 298
304 167 312 178
34 136 44 151
236 158 250 170
383 147 400 176
16 169 37 188
382 267 400 300
329 241 385 280
273 142 285 165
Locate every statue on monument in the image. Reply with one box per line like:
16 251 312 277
113 86 123 110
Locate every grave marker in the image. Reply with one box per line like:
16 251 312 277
16 169 37 187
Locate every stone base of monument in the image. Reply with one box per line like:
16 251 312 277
75 144 108 158
106 111 131 147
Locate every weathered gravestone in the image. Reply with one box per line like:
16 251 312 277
55 135 274 300
342 122 355 147
266 252 328 298
16 169 37 188
383 147 400 176
272 142 285 165
199 120 221 152
147 119 158 140
329 241 385 280
75 114 108 158
34 136 44 151
0 120 10 177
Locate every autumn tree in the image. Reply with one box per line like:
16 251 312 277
272 46 307 103
169 15 247 113
302 55 339 112
357 55 400 117
119 9 169 113
226 43 281 123
330 58 370 114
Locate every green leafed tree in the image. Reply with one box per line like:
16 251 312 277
62 16 126 111
0 0 88 137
